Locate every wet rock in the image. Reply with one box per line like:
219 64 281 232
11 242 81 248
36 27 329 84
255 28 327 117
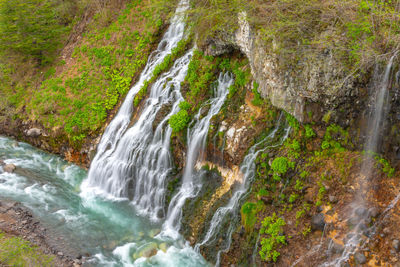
311 213 325 231
355 207 368 218
329 195 338 203
369 207 380 218
3 164 16 173
383 227 391 235
159 242 168 253
133 242 158 259
330 242 344 254
393 239 400 252
26 128 41 137
354 252 367 264
148 228 160 238
348 216 360 227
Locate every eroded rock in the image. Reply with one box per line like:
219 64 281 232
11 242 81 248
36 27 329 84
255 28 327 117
26 128 42 137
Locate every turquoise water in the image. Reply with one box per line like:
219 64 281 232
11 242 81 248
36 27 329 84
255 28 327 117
0 136 209 266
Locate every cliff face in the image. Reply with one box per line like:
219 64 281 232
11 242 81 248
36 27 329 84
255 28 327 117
204 13 365 124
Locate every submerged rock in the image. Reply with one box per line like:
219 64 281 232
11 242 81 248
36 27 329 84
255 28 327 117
133 242 158 259
159 242 168 253
148 228 160 238
3 164 16 173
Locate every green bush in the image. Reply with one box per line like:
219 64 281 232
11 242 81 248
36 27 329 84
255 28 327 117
178 101 191 111
169 109 190 133
259 213 286 262
241 202 262 232
271 157 289 175
251 82 263 106
304 124 316 139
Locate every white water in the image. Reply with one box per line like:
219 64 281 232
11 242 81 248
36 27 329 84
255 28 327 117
194 114 290 266
162 73 234 238
323 54 396 267
0 136 209 266
83 0 190 221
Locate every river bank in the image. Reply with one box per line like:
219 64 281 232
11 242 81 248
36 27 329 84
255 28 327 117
0 198 81 266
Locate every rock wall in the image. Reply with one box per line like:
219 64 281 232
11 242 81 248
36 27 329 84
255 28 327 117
204 12 364 124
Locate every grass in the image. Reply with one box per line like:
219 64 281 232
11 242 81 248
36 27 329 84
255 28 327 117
0 0 169 148
0 231 55 266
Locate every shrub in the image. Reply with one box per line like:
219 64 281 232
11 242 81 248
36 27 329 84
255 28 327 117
271 157 289 175
178 101 191 111
169 110 190 133
304 124 316 139
259 213 286 262
241 201 262 232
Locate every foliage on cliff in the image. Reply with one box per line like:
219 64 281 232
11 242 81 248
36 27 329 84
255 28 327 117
192 0 400 71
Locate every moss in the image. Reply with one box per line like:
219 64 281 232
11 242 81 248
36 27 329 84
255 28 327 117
0 231 54 266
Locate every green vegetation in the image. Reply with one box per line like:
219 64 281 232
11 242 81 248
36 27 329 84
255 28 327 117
0 0 81 64
134 36 192 107
270 156 295 181
169 110 190 133
370 153 396 177
0 231 54 266
241 201 263 232
259 213 286 262
304 124 316 139
190 0 399 79
321 124 350 151
0 0 168 147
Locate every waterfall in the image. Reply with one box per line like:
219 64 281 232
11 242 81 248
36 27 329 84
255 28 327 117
194 114 290 266
324 54 396 267
162 73 234 237
82 0 190 221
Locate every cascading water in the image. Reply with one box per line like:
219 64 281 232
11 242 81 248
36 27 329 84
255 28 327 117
194 114 291 266
0 136 209 266
323 54 397 267
82 50 192 221
82 0 190 221
162 73 234 237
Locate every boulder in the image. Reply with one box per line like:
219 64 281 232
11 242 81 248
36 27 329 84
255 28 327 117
158 242 168 253
3 164 16 173
26 128 41 137
311 213 325 231
134 242 158 259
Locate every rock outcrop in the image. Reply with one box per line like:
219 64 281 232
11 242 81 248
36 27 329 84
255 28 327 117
203 13 362 123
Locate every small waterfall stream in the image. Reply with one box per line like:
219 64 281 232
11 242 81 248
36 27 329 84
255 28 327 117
84 0 187 196
82 0 190 222
162 73 234 237
323 54 397 267
195 114 291 266
83 50 193 221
